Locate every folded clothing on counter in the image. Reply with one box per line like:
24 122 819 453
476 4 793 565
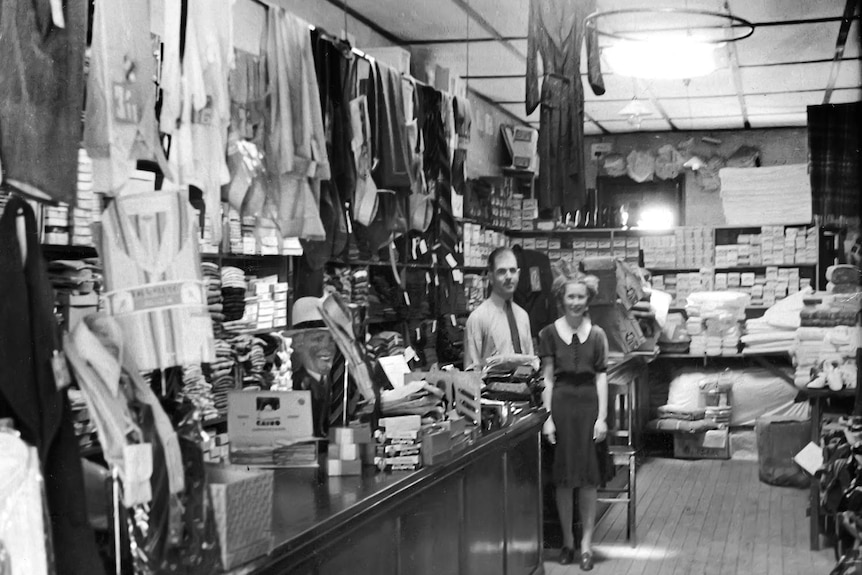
657 404 706 421
646 418 720 433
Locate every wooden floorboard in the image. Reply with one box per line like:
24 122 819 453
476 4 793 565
544 457 836 575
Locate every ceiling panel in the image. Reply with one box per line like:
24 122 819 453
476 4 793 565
416 41 527 77
673 117 746 130
584 123 605 136
744 92 825 115
726 0 845 22
636 69 738 99
740 62 834 93
747 113 808 128
468 78 528 104
498 103 539 123
734 22 842 66
459 0 530 38
593 118 674 133
346 0 480 42
657 96 741 118
829 87 862 103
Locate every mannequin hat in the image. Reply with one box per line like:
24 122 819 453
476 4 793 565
290 297 325 328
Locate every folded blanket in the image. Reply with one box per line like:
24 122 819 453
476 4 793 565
658 404 706 420
646 418 719 433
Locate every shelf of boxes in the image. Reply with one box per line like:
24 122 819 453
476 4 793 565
714 225 817 267
515 234 640 267
462 221 510 268
652 267 812 308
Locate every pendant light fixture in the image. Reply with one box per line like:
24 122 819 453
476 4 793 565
584 7 754 80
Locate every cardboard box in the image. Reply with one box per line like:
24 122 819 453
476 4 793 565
589 303 646 354
673 429 730 460
206 464 274 570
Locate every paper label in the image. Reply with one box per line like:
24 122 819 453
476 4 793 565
112 83 140 124
453 269 464 283
404 346 419 363
378 355 411 388
106 281 205 314
419 239 428 254
122 443 154 507
445 253 458 268
52 350 72 391
530 267 541 292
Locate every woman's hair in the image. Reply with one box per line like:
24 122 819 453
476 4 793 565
552 273 600 307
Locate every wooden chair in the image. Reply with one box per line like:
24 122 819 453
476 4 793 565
597 376 639 546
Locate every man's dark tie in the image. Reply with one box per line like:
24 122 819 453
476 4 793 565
505 300 523 354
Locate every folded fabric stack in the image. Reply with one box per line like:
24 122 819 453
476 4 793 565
647 404 718 433
793 326 859 391
380 380 445 419
367 331 406 361
202 262 225 336
180 364 219 421
826 264 861 294
688 314 741 356
71 148 102 246
206 339 237 416
67 388 99 451
221 266 247 322
741 317 797 354
705 406 733 426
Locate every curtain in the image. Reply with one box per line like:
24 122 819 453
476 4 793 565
807 101 861 226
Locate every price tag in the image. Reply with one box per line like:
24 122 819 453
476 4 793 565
52 350 72 391
445 253 458 268
404 346 419 363
450 314 457 327
403 292 411 306
432 320 437 333
419 239 428 254
453 269 463 283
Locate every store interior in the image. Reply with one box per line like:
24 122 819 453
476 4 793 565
0 0 860 574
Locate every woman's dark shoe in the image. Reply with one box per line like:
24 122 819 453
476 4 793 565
559 547 575 565
580 551 594 571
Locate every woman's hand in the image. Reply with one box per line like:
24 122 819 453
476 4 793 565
593 419 608 442
543 417 556 444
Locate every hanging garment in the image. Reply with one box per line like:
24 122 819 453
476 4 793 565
63 315 185 502
808 102 861 225
0 431 50 575
263 8 330 241
84 0 172 195
0 196 105 575
165 0 233 245
302 29 353 268
369 61 412 190
226 50 267 212
513 246 555 337
406 80 431 232
0 0 86 203
350 94 380 226
99 189 216 371
526 0 597 214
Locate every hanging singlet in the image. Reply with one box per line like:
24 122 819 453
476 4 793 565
99 189 216 371
84 0 172 195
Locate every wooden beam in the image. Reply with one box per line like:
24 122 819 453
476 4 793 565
823 0 860 104
585 113 612 135
635 79 679 131
319 0 407 46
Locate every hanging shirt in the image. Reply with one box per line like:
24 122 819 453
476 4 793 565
164 0 233 245
84 0 172 195
99 189 216 371
263 8 330 241
0 0 87 203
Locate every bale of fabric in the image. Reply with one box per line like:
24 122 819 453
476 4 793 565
755 416 811 488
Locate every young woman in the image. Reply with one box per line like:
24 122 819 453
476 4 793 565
539 274 612 571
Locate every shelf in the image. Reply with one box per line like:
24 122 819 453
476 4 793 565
657 351 790 359
41 244 98 259
648 263 817 272
202 253 292 263
225 325 289 335
202 415 227 428
327 259 435 270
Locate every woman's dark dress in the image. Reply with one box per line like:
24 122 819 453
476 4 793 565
538 320 613 488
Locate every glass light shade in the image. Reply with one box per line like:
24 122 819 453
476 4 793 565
605 39 719 79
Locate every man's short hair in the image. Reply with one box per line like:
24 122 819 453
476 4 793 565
487 247 516 272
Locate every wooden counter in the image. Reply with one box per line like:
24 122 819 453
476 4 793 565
236 410 548 575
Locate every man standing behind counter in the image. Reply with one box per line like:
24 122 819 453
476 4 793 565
464 247 534 369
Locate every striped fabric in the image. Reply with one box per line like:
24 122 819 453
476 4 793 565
99 190 215 371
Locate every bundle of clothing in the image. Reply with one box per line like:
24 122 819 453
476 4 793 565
646 404 720 434
793 326 858 391
481 354 542 403
379 380 445 420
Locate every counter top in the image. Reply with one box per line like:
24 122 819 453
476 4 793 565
230 409 548 574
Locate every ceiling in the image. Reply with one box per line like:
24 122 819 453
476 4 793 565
328 0 861 134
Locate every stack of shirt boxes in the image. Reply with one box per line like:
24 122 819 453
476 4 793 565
227 207 242 254
244 277 289 330
42 204 70 245
71 149 101 246
640 234 677 268
463 222 508 267
327 424 372 476
375 415 422 472
203 433 230 463
715 266 805 307
673 226 714 268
